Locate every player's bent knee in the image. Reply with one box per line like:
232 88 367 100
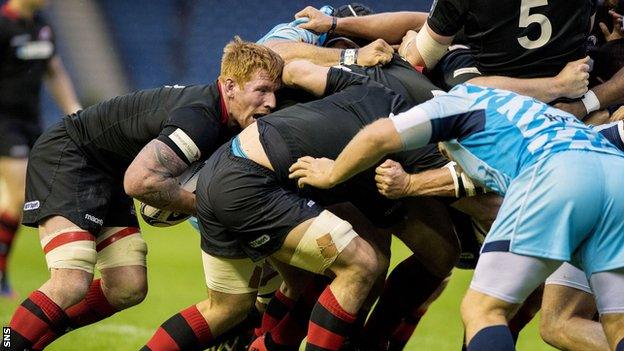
346 236 384 282
96 227 147 270
105 271 148 309
42 227 97 274
289 210 358 274
539 317 565 348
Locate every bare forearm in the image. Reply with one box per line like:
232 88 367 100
336 12 427 44
282 60 330 97
330 136 386 186
594 66 624 108
125 139 196 215
468 76 561 103
330 120 402 185
406 168 455 197
46 57 81 114
134 182 196 215
266 41 340 66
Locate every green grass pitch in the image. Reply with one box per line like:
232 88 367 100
1 222 557 350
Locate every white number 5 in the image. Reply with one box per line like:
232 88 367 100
518 0 552 49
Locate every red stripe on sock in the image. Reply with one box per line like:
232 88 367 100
43 232 95 254
0 226 16 242
307 321 346 350
318 288 356 323
180 305 212 345
31 291 67 323
32 330 57 350
257 289 296 338
66 279 117 329
0 212 19 228
96 227 140 251
146 327 181 351
275 289 296 308
10 305 50 342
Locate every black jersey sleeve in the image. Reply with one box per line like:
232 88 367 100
156 105 221 165
323 67 368 96
426 0 468 37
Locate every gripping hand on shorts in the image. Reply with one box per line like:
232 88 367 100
289 156 337 189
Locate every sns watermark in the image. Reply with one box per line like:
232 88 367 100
3 327 10 348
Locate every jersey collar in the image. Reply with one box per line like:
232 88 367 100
217 81 229 124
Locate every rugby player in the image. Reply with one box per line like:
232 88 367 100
6 37 283 350
294 3 592 101
289 84 624 351
255 7 516 348
0 0 81 297
140 52 480 350
537 36 624 351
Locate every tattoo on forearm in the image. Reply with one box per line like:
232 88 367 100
134 140 189 210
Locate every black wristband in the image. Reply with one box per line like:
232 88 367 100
328 16 337 34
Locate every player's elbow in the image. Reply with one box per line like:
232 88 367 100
283 60 314 87
124 167 156 199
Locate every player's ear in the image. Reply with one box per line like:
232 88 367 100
222 78 237 97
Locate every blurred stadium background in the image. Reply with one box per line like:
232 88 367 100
2 1 557 350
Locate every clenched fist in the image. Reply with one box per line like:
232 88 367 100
554 57 590 99
358 39 394 66
375 159 410 199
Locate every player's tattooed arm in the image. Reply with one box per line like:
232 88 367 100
124 139 196 215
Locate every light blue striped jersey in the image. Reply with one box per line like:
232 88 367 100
257 19 322 45
390 84 624 194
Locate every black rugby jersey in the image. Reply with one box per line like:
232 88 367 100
259 67 445 185
427 0 595 78
0 4 55 121
64 82 233 177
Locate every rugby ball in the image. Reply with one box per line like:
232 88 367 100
139 160 205 227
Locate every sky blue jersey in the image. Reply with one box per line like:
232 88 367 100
390 84 624 194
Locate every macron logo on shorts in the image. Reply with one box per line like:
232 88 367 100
85 214 103 226
23 201 40 211
249 235 270 248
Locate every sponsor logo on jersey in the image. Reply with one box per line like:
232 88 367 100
24 201 40 211
249 234 270 248
169 128 201 163
306 200 316 208
16 41 54 60
85 214 104 226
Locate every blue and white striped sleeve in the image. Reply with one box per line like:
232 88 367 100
389 93 485 150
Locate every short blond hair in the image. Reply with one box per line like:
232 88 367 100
219 36 284 87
